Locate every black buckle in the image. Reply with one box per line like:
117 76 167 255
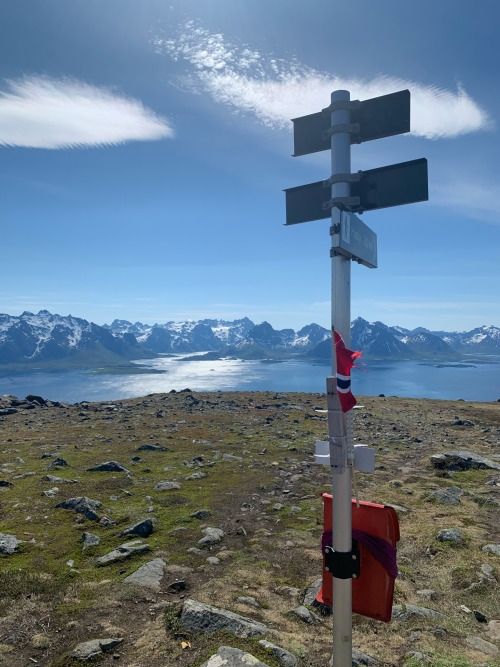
324 540 360 580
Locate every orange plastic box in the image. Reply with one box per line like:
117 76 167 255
316 493 400 622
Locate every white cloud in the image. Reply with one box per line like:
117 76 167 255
156 22 491 139
0 76 174 149
432 178 500 225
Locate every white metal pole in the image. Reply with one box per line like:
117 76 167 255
330 89 353 667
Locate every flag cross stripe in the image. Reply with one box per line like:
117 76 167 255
336 375 351 392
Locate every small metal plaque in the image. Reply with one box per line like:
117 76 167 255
333 211 378 269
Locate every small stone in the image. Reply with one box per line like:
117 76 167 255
55 497 102 522
436 528 465 544
186 471 207 480
155 481 181 491
87 461 129 473
191 510 210 519
198 527 224 547
482 543 500 556
481 564 494 578
485 620 500 641
47 457 69 469
70 638 123 660
82 532 100 550
222 453 243 461
465 636 499 656
303 578 322 606
96 541 150 566
431 486 463 505
200 646 269 667
123 558 166 591
0 533 20 555
43 474 77 484
42 487 59 497
120 519 154 538
237 596 260 608
258 639 298 667
392 605 441 621
289 605 322 624
137 444 169 451
416 589 436 600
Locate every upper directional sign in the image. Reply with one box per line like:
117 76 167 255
292 89 410 157
285 158 428 225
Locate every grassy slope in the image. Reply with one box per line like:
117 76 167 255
0 392 499 667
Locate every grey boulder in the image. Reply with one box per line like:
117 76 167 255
70 638 123 660
200 646 271 666
96 540 150 566
0 533 20 555
123 558 166 592
54 496 102 521
180 599 273 638
87 461 129 473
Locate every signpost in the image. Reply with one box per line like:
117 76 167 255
286 88 428 667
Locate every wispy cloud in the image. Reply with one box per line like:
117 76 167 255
0 76 174 149
156 21 491 140
433 178 500 225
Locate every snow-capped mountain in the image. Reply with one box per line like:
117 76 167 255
105 317 329 354
0 311 498 366
432 325 500 354
0 310 144 365
309 317 500 360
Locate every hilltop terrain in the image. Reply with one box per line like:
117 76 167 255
0 391 499 667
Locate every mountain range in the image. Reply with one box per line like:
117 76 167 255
0 310 499 368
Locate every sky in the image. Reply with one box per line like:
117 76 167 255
1 0 499 333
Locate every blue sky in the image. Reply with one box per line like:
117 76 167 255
1 0 498 332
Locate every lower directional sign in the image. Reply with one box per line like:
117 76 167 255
351 158 428 213
333 211 377 268
284 158 428 225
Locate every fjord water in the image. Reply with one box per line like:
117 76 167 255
0 355 498 403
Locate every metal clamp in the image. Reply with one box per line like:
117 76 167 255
331 247 352 259
322 99 361 114
322 172 362 188
324 541 360 579
322 196 361 211
322 122 360 139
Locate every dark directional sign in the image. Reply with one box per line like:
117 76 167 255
292 89 410 157
285 158 428 225
285 180 328 225
350 158 428 212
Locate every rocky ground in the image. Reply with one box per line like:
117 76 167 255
0 390 499 667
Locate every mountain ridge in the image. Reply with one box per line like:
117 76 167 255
0 310 499 367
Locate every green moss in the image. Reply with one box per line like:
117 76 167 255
404 656 471 667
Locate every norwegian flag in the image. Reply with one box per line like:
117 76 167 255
334 329 362 413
